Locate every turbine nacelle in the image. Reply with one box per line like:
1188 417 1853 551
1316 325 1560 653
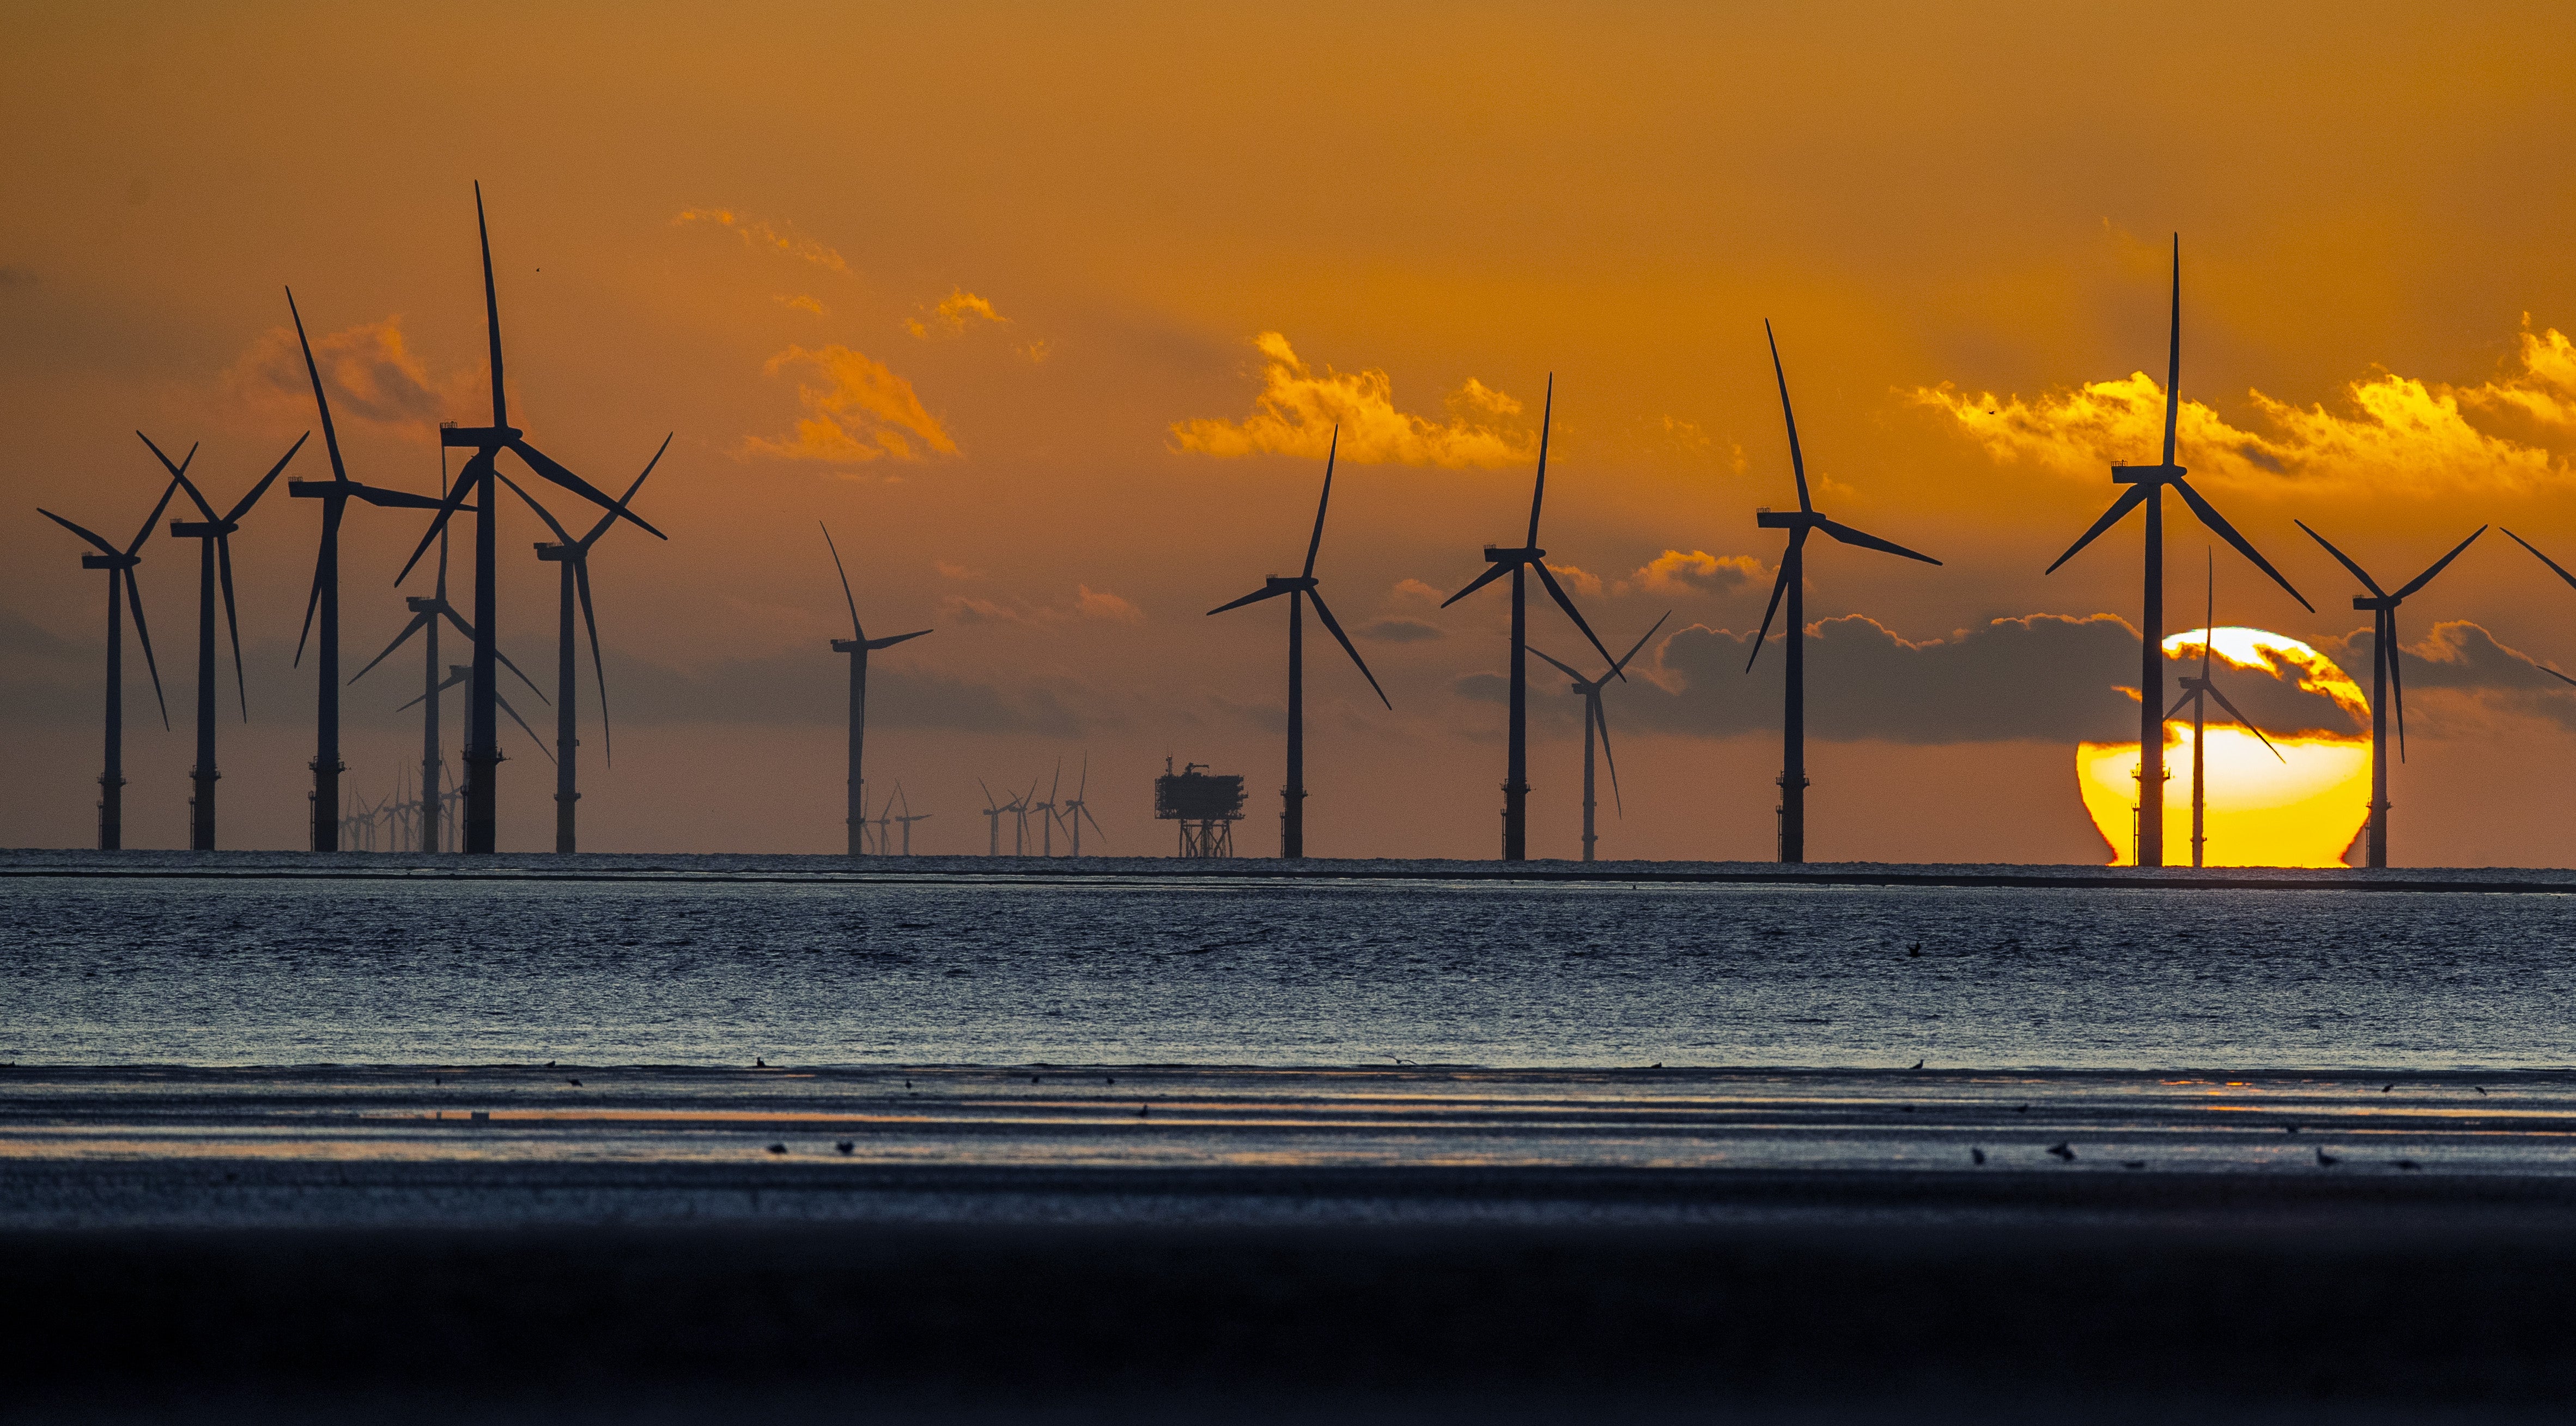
2353 594 2401 611
1481 545 1545 563
169 519 240 539
80 553 139 571
536 543 574 563
441 424 524 448
2110 463 2189 486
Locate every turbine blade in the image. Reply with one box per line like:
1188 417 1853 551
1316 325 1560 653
1440 560 1511 609
38 508 120 557
493 642 550 705
495 692 556 762
2503 529 2576 594
2294 519 2384 597
1817 517 1940 565
126 475 185 556
498 468 575 546
292 529 329 669
348 613 431 685
1534 561 1620 674
2532 661 2576 691
138 433 217 520
1207 585 1290 616
2044 485 2150 575
124 567 169 730
2385 609 2406 763
1302 425 1336 579
821 522 863 639
576 560 610 767
2203 549 2215 680
1081 803 1108 841
509 439 665 539
1525 375 1553 547
1595 696 1623 817
394 450 488 586
1611 611 1671 678
2162 235 2182 466
1527 645 1586 681
477 181 506 427
1764 320 1812 514
2393 525 2486 601
2203 682 2286 763
2176 478 2310 610
580 433 670 549
346 484 454 511
1307 588 1392 710
2164 686 2196 721
1745 557 1794 673
287 287 352 486
217 536 247 720
865 629 932 651
226 431 308 524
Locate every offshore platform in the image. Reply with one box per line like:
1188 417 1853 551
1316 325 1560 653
1153 758 1245 857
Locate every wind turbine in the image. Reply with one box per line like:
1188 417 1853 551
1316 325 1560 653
2044 238 2312 866
1743 324 1942 864
890 784 932 855
2295 520 2484 868
820 524 930 857
38 475 181 849
1441 378 1623 860
282 288 457 853
1207 427 1392 858
353 524 548 852
394 183 666 854
978 779 1007 855
1532 612 1668 864
143 430 307 851
401 663 556 764
1058 756 1105 856
1010 777 1038 855
2164 551 2287 868
500 437 669 853
1029 760 1063 857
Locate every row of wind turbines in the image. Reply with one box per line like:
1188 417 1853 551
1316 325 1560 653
1200 238 2573 869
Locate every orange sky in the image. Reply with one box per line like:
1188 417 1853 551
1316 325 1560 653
5 2 2576 863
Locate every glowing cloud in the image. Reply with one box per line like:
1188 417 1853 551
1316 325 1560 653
907 288 1008 338
223 315 473 435
1911 326 2574 493
673 208 849 273
1172 333 1535 467
746 344 957 465
1631 549 1763 595
2162 626 2370 729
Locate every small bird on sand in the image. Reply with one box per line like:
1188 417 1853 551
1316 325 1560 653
1910 1059 1924 1070
2014 1105 2030 1114
2475 1086 2488 1096
1971 1148 1986 1165
2393 1159 2422 1170
835 1140 854 1155
1107 1077 1116 1085
2285 1124 2301 1134
2046 1142 2075 1161
546 1061 556 1067
755 1058 767 1068
2381 1083 2395 1093
767 1143 787 1154
905 1079 913 1089
1650 1062 1663 1069
1907 943 1921 957
1031 1076 1041 1084
566 1078 581 1088
2316 1147 2341 1167
2121 1161 2145 1170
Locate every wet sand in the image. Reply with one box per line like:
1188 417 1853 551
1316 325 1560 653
13 1066 2576 1421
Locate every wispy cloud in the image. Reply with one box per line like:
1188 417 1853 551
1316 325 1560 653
223 315 475 436
940 585 1146 625
777 294 827 316
673 208 849 274
745 344 957 466
1910 324 2576 493
1172 333 1535 467
906 288 1007 338
1627 549 1764 596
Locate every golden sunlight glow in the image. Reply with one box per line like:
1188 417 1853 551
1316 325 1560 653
2076 628 2371 867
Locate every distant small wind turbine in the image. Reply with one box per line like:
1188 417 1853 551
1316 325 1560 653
400 663 555 765
2294 520 2484 868
1530 612 1668 864
37 475 183 850
2164 550 2286 869
822 524 929 857
890 783 932 855
1057 755 1107 856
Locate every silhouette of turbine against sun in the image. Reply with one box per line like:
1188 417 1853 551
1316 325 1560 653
2075 627 2371 867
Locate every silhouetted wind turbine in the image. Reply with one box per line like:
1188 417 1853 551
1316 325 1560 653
1030 760 1064 857
282 288 457 853
1059 755 1105 856
402 663 555 764
1207 427 1392 858
1532 612 1667 864
38 476 181 850
2044 239 2311 866
1744 325 1942 864
1442 379 1623 860
394 183 665 854
1010 777 1038 855
978 778 1007 855
2295 520 2484 868
2164 551 2286 869
819 523 930 857
890 783 932 855
143 430 306 851
501 437 667 854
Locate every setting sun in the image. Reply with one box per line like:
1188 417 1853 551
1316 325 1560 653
2076 628 2372 867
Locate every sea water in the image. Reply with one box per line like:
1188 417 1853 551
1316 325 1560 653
7 865 2574 1070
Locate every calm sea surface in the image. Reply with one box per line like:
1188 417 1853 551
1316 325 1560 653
5 870 2574 1070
